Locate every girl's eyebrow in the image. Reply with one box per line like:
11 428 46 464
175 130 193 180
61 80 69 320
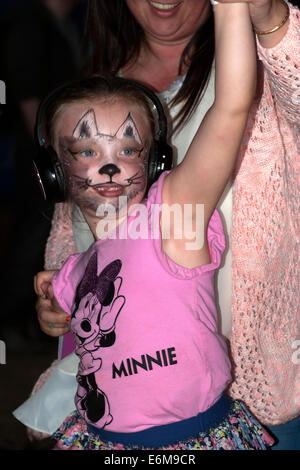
59 135 99 147
58 135 78 146
61 134 143 146
58 136 98 160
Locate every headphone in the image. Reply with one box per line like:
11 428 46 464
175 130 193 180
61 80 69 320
33 77 173 203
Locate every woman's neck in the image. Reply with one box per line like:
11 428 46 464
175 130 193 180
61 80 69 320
123 39 189 93
43 0 72 21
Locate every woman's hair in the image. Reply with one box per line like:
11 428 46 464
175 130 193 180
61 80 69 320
85 0 215 132
43 76 156 146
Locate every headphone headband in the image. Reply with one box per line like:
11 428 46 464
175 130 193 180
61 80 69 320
35 77 168 145
118 78 168 139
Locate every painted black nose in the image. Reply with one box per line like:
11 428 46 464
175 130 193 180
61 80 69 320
99 164 121 177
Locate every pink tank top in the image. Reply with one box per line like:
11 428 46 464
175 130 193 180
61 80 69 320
52 172 231 433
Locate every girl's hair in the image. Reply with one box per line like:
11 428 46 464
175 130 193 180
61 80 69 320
85 0 215 132
43 76 156 146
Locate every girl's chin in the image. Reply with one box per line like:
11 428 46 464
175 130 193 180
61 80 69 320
73 188 146 217
76 198 128 219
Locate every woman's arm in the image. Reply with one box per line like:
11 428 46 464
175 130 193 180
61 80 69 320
256 3 300 124
44 202 76 270
162 2 256 268
249 0 290 48
225 1 299 123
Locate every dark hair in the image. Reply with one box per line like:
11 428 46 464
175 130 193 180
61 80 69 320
85 0 215 132
43 76 156 145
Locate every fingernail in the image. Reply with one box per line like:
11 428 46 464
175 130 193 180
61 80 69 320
66 316 70 322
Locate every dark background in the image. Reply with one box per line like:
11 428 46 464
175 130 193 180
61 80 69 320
0 0 298 452
0 0 87 449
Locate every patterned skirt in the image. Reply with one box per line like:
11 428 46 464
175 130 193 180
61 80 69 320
52 401 274 450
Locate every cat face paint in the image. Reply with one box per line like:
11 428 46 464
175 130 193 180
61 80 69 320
55 99 151 224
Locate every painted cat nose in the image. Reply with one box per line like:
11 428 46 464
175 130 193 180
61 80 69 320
99 164 121 177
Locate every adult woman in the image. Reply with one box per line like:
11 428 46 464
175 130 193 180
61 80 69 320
36 0 300 449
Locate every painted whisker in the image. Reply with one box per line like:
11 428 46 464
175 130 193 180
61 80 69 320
72 174 91 190
125 172 144 186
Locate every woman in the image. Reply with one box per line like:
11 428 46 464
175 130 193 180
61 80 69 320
34 0 299 449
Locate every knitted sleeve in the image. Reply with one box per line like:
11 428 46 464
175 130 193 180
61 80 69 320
44 202 77 270
256 3 300 124
228 3 300 425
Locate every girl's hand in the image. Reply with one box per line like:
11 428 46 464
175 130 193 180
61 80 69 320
34 270 56 298
34 270 70 337
36 293 70 337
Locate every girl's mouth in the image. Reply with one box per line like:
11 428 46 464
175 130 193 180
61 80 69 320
92 183 125 198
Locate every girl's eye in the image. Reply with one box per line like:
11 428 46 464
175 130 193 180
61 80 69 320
81 149 96 157
121 148 136 157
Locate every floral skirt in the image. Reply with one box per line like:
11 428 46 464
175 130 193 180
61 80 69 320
52 401 274 450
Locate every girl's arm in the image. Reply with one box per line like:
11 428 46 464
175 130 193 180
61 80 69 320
162 2 257 268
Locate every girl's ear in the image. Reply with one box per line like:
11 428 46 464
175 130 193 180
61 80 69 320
73 109 99 139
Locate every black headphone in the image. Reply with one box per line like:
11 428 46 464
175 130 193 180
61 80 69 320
33 77 173 203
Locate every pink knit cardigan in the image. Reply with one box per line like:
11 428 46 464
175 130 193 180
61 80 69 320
229 5 300 425
44 4 300 426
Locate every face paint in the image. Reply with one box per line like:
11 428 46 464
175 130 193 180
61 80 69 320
55 100 151 233
73 109 98 140
115 113 142 144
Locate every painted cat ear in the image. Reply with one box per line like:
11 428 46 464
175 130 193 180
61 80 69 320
73 109 99 139
115 113 142 144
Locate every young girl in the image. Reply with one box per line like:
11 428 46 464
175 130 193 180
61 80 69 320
33 1 273 450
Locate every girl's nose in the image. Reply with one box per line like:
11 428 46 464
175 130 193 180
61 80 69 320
99 164 121 178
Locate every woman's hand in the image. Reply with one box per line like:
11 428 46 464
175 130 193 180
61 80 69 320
34 271 70 337
218 0 290 47
248 0 287 31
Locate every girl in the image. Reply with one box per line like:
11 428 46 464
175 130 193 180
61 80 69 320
33 1 273 450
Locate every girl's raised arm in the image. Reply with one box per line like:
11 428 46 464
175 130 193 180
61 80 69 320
162 2 257 268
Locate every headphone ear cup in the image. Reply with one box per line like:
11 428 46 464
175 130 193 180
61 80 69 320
147 142 158 189
147 140 173 189
33 145 66 203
